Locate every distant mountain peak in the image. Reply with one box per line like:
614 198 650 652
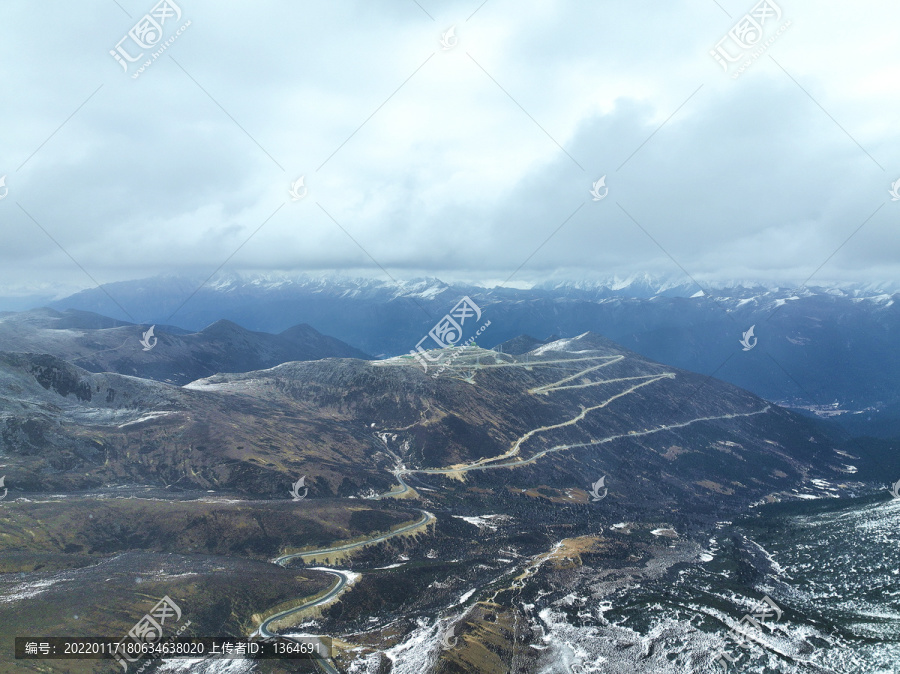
200 319 249 335
0 309 369 386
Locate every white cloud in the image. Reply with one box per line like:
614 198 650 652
0 0 897 298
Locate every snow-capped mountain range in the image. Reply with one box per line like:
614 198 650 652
40 272 900 437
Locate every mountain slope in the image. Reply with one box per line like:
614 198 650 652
0 308 369 385
46 273 900 435
0 332 852 520
0 330 888 674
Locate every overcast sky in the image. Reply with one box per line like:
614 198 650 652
1 0 898 300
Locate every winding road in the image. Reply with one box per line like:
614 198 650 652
273 509 434 565
258 569 348 638
256 509 433 672
258 568 345 673
381 353 768 481
256 350 770 671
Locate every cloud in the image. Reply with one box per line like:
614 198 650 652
0 0 897 299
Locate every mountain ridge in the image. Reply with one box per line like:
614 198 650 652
40 273 898 435
0 330 852 514
0 307 370 386
0 326 890 673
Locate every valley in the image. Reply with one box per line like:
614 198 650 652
0 317 895 673
5 5 899 672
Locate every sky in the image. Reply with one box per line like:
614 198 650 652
1 0 899 302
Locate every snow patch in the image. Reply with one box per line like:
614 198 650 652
457 589 476 605
117 411 178 428
0 577 67 603
650 528 677 537
451 514 511 531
